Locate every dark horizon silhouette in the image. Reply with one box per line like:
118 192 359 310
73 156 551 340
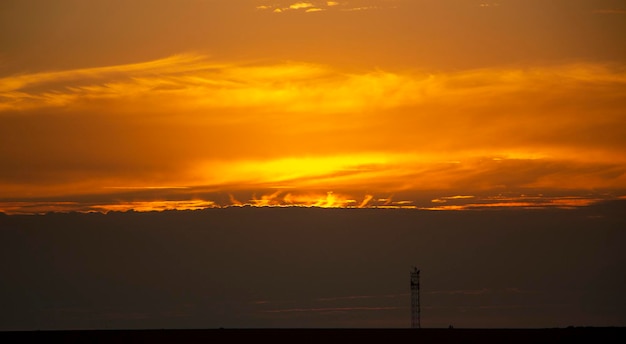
1 201 624 331
3 327 626 344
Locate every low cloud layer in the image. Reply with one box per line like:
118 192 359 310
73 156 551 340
1 54 625 212
256 1 392 13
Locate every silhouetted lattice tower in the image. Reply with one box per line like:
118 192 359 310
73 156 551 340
410 267 420 328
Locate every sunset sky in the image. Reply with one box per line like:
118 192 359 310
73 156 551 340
1 0 626 212
1 1 626 331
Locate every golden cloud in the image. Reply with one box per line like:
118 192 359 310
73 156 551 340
290 2 315 10
1 54 625 211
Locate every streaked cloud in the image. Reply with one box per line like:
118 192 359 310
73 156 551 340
289 2 315 10
256 1 321 13
431 196 475 203
340 6 379 12
0 200 217 215
254 1 396 13
4 55 625 120
0 54 211 94
1 54 625 213
423 195 603 211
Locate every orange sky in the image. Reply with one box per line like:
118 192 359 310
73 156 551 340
1 0 625 213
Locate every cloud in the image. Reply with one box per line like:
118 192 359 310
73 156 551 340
341 7 377 12
358 194 374 208
260 2 320 13
431 196 475 203
254 1 395 14
0 54 223 111
0 54 210 93
289 2 315 10
4 56 625 122
1 54 625 211
422 195 604 211
0 200 217 215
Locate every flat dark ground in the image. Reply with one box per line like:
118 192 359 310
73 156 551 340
1 327 624 343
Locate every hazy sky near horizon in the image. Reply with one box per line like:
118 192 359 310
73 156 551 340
1 0 626 213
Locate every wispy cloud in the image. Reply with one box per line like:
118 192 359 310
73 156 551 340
340 6 379 12
0 54 211 94
431 195 475 203
422 195 603 211
0 200 217 215
289 2 315 10
254 1 396 14
1 54 625 212
4 55 625 117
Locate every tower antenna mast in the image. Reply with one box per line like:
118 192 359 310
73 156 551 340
410 267 420 328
